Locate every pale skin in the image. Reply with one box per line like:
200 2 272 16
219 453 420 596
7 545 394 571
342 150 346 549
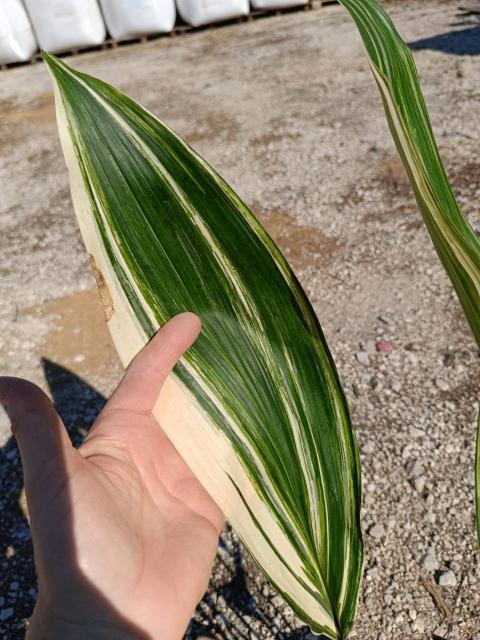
0 313 224 640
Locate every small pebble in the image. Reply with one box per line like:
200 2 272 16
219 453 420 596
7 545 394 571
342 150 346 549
362 440 375 455
363 339 376 353
368 523 385 538
73 353 86 363
409 426 424 438
376 340 393 353
0 609 14 621
406 459 424 477
356 350 370 366
411 475 427 492
435 377 449 391
423 510 436 524
391 380 402 393
411 618 425 632
422 552 439 571
438 570 457 587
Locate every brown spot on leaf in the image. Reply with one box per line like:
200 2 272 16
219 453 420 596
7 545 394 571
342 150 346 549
88 255 115 321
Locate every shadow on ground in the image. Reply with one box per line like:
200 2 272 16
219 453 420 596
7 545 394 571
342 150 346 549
409 8 480 55
0 360 107 639
1 361 316 639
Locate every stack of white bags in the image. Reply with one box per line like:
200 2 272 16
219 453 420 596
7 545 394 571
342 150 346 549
0 0 308 65
99 0 176 41
0 0 37 64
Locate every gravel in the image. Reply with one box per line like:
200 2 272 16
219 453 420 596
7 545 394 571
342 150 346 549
1 0 480 638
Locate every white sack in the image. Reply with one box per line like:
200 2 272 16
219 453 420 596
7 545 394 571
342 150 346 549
0 0 37 64
251 0 307 8
176 0 249 27
99 0 176 40
25 0 106 53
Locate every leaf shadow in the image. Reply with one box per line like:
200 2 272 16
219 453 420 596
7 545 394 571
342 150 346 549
408 9 480 56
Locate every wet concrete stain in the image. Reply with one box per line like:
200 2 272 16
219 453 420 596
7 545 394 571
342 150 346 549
21 288 121 382
254 205 341 271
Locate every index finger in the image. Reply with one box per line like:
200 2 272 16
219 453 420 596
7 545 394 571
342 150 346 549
106 312 201 415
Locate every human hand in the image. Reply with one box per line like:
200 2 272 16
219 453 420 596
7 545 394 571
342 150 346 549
0 313 223 640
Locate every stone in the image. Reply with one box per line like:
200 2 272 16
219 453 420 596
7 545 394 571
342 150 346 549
362 440 375 455
406 459 424 478
409 426 425 438
423 510 436 524
376 340 393 353
435 377 449 391
422 552 439 571
0 608 14 621
438 570 457 587
411 618 425 633
411 475 427 492
362 339 377 353
356 350 370 366
369 523 385 538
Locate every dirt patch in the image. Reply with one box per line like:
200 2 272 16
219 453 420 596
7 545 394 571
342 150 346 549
249 130 300 147
378 156 411 197
0 93 56 150
1 92 55 126
450 161 480 199
253 205 342 270
20 288 120 382
184 110 240 144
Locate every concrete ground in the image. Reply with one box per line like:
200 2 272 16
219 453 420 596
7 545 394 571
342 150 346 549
1 1 480 638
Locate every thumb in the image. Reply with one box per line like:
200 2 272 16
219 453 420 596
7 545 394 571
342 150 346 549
0 377 76 506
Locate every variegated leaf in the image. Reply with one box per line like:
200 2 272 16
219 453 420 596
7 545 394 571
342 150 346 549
44 53 363 638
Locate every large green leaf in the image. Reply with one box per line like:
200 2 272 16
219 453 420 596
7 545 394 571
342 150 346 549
44 53 362 638
336 0 480 540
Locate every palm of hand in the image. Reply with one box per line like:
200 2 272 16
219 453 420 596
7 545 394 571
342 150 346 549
0 314 223 640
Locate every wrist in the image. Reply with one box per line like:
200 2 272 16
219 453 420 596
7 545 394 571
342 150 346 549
27 596 146 640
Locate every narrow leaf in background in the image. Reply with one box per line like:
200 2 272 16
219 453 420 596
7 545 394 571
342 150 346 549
44 53 363 638
338 0 480 345
336 0 480 540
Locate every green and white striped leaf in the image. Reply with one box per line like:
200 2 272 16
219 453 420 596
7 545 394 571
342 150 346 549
337 0 480 345
337 0 480 541
44 53 362 638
